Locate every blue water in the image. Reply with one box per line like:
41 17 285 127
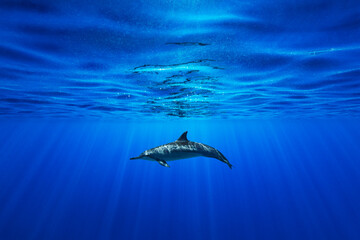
1 0 360 239
1 120 360 239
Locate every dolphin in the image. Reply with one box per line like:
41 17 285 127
130 131 232 169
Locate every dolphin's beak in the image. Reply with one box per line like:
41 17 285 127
130 156 141 160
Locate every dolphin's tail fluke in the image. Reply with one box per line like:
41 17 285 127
217 151 232 169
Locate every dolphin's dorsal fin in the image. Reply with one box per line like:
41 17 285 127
176 131 189 142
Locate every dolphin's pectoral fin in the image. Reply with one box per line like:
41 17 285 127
146 156 170 168
156 159 170 168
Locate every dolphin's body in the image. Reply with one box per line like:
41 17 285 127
130 131 232 169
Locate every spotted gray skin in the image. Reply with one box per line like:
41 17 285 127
130 131 232 169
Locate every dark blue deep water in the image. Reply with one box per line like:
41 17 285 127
1 0 360 239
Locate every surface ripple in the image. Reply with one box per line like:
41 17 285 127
0 0 359 119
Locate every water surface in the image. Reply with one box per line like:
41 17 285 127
1 0 360 118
